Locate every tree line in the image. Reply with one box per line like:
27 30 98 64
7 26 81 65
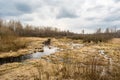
0 19 120 43
0 19 74 37
68 27 120 43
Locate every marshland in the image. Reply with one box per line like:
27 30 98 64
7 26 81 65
0 0 120 79
0 19 120 80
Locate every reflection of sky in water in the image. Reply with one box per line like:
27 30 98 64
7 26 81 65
30 46 59 59
0 46 59 65
99 50 104 55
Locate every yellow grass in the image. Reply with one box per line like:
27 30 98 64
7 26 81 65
0 37 120 80
0 37 45 58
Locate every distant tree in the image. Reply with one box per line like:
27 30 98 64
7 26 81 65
15 21 23 36
114 26 117 33
110 28 114 33
96 28 101 34
105 28 110 33
0 19 3 27
8 20 15 32
24 25 33 36
82 29 84 34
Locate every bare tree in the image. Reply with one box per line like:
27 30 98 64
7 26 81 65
82 29 84 34
96 28 101 34
105 28 110 33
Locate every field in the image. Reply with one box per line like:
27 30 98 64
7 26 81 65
0 0 120 79
0 37 120 80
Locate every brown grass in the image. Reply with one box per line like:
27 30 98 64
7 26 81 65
0 38 120 80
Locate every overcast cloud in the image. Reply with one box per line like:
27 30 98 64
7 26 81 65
0 0 120 33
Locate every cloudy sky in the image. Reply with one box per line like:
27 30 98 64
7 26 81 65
0 0 120 33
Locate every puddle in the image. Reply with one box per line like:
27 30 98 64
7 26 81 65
68 43 84 49
99 50 105 55
30 46 59 59
0 46 59 65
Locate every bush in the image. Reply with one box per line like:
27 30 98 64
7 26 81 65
68 33 115 43
0 22 26 52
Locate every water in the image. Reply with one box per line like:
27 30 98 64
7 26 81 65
0 46 59 65
98 50 113 76
30 46 59 59
0 43 83 65
99 50 104 55
68 43 84 49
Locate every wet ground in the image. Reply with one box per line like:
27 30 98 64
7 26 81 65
0 38 120 80
0 46 59 65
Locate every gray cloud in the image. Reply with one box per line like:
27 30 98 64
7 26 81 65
104 16 120 22
104 13 120 22
22 17 33 22
110 8 120 14
56 8 78 19
87 5 104 12
44 0 61 6
0 0 32 18
0 5 21 17
85 17 99 21
15 3 32 13
0 0 120 33
0 12 21 17
0 1 12 17
114 0 120 2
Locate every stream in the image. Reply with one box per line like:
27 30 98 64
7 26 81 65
0 43 83 65
0 46 59 65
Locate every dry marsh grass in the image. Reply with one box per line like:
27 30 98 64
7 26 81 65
0 37 26 52
0 37 46 58
0 38 120 80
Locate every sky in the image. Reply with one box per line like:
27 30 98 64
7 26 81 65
0 0 120 33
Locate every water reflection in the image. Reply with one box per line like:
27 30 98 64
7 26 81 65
0 46 59 65
30 46 59 59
